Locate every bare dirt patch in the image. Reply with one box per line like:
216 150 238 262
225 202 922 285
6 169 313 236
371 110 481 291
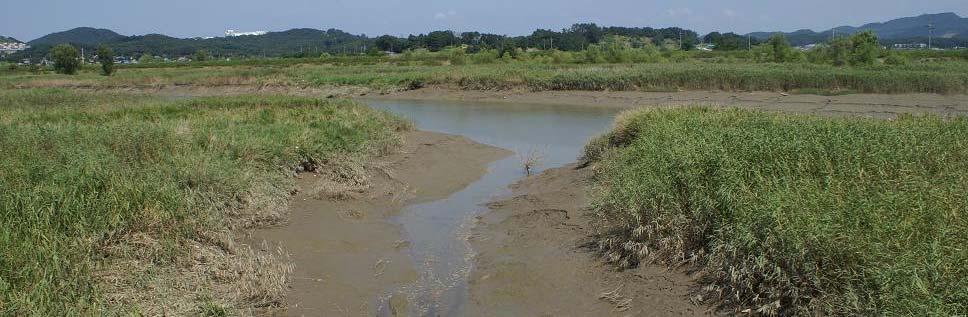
466 164 710 316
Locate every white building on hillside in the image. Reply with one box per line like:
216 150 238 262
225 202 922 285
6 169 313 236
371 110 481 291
0 42 29 55
225 29 268 37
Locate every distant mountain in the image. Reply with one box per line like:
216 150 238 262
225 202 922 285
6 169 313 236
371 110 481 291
0 36 20 43
9 27 371 59
749 12 968 47
28 27 125 46
105 28 370 57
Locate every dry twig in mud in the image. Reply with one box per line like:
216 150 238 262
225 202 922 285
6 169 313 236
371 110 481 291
518 148 546 176
599 285 633 312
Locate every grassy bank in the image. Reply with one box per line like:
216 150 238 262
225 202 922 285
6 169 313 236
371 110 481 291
4 62 968 95
586 108 966 315
0 89 409 315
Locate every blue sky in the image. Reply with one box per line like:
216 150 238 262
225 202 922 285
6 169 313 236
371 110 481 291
3 0 967 41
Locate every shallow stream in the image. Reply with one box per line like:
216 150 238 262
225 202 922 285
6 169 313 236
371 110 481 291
365 99 619 316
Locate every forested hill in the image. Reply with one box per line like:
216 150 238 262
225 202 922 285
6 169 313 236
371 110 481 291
9 12 967 61
0 36 21 43
28 27 125 46
14 27 369 59
749 12 968 46
7 24 699 60
107 28 370 57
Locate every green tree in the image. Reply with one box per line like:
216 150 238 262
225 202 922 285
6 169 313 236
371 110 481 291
365 46 384 56
706 32 754 51
827 38 852 66
50 44 80 75
569 23 604 44
767 34 794 63
96 45 115 76
193 50 210 62
583 44 605 63
848 31 878 66
425 31 458 51
496 39 518 59
602 36 631 63
374 35 405 53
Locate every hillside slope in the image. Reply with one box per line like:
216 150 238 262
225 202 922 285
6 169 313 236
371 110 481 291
28 27 125 46
749 12 968 46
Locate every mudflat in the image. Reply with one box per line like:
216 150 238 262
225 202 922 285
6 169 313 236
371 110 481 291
252 131 510 316
466 164 709 316
375 87 968 118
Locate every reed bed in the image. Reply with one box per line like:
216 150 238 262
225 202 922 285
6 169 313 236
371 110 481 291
5 62 968 95
0 89 408 315
586 108 967 316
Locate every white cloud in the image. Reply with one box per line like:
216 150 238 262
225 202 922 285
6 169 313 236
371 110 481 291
723 9 737 18
434 10 457 20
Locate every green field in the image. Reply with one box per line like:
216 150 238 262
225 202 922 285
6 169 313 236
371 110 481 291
586 108 967 315
0 89 408 315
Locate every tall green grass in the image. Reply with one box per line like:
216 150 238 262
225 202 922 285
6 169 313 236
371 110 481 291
586 108 967 315
5 62 968 95
0 89 408 315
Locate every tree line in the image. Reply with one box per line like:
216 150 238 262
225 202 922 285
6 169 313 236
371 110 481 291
6 24 705 61
372 24 701 53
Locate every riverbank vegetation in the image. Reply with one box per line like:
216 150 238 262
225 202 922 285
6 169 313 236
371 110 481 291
4 60 968 95
585 108 967 315
5 31 967 95
0 89 409 315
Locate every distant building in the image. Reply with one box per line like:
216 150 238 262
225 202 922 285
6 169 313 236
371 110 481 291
0 42 29 55
893 43 928 50
796 43 825 51
696 43 715 51
225 29 268 37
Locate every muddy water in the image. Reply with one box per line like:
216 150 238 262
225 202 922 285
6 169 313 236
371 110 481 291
365 99 619 316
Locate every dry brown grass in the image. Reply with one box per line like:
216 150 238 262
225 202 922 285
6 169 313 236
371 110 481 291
94 230 293 316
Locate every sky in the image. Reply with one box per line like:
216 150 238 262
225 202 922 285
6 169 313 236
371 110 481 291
3 0 967 41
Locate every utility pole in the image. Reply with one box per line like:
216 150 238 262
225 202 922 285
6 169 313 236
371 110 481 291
927 23 935 49
748 34 751 50
679 30 683 50
80 47 84 63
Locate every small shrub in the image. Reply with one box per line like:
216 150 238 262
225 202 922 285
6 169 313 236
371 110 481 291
96 45 115 76
193 50 210 62
884 52 910 65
